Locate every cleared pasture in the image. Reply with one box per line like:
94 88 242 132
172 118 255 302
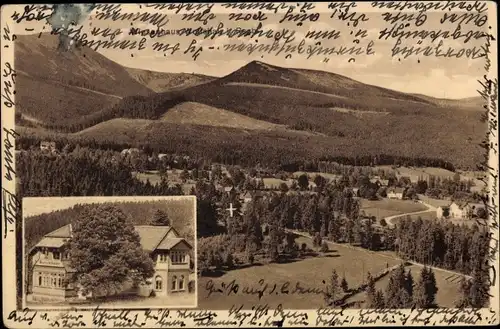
361 199 427 220
292 171 342 181
197 236 400 309
345 264 463 308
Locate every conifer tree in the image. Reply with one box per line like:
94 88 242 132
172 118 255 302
385 264 412 308
413 266 438 308
366 272 377 307
150 209 170 226
373 290 386 308
341 276 349 293
325 269 340 306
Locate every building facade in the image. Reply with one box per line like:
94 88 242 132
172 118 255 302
449 202 486 220
436 205 451 219
387 187 404 199
28 224 192 302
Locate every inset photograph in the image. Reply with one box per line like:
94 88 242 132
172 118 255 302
23 196 196 309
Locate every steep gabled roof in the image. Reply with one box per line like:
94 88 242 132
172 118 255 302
39 224 188 254
46 224 72 238
35 237 67 248
156 237 192 250
389 187 405 194
134 225 173 252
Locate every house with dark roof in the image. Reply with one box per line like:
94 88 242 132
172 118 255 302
449 201 486 219
40 141 56 153
387 187 405 199
28 224 192 302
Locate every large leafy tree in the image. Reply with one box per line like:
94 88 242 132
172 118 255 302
69 205 155 297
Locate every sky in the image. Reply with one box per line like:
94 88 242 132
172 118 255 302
6 3 496 99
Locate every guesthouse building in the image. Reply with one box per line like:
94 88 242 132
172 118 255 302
28 224 192 302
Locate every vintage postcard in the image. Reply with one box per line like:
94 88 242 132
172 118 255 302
22 196 197 309
1 1 499 328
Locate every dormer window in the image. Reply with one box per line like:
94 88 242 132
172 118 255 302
171 251 186 264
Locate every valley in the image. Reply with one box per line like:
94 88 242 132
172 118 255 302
14 34 485 170
14 30 491 311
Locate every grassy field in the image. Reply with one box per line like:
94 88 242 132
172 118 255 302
292 171 342 181
135 171 195 194
135 171 164 185
390 211 437 226
345 264 463 308
262 178 294 189
375 166 487 192
361 199 428 220
161 101 288 131
375 166 457 182
197 236 400 309
458 170 487 193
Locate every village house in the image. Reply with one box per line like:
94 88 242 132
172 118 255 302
240 191 253 204
121 148 141 155
387 187 405 199
28 224 192 302
40 141 57 153
158 153 169 160
436 205 451 219
449 201 486 220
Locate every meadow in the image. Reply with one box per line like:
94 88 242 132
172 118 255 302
345 264 464 308
135 170 195 194
262 178 294 189
361 199 428 220
197 236 400 309
292 171 342 181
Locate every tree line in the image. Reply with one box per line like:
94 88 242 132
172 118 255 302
16 131 463 173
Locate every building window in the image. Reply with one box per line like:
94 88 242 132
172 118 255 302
53 251 60 260
179 275 184 290
172 276 177 291
159 254 167 262
155 276 162 291
38 273 42 286
171 251 186 264
42 248 49 258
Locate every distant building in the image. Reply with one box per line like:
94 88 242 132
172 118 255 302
387 187 405 199
28 224 192 302
240 191 253 203
158 154 169 160
121 148 141 156
40 141 56 153
436 205 451 219
379 179 389 187
449 201 486 219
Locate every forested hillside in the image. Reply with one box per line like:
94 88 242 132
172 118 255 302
25 199 195 253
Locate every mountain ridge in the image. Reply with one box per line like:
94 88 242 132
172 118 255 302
14 37 485 169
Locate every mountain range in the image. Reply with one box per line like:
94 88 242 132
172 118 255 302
15 34 486 169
